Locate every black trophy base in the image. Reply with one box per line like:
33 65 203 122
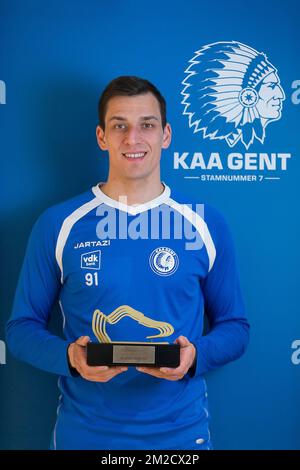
87 342 180 368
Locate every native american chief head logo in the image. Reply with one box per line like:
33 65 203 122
181 41 285 149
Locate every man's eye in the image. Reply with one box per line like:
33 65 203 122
114 124 126 129
268 83 276 89
142 123 153 128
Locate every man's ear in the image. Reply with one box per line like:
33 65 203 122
96 125 107 151
162 123 172 149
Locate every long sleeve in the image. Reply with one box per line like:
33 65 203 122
6 209 73 377
191 209 250 377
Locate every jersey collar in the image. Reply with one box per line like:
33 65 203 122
91 181 171 215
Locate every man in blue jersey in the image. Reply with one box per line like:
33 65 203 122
6 76 250 450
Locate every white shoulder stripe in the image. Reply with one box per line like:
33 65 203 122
55 197 102 282
166 197 216 272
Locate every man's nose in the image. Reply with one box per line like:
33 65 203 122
123 126 141 145
275 85 285 100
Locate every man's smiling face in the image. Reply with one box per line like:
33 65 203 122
96 93 171 182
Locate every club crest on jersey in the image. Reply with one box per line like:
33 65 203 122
81 250 101 270
149 247 179 276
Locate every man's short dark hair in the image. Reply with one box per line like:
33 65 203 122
98 76 167 130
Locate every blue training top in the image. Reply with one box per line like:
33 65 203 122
6 182 249 450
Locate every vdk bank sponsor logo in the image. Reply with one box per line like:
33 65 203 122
81 250 101 270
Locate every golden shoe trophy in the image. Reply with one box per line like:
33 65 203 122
87 305 180 368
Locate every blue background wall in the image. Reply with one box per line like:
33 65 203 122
1 0 299 450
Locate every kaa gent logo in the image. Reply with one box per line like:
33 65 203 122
81 250 101 270
181 41 285 150
149 247 179 276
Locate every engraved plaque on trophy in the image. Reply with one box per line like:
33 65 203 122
87 342 180 367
